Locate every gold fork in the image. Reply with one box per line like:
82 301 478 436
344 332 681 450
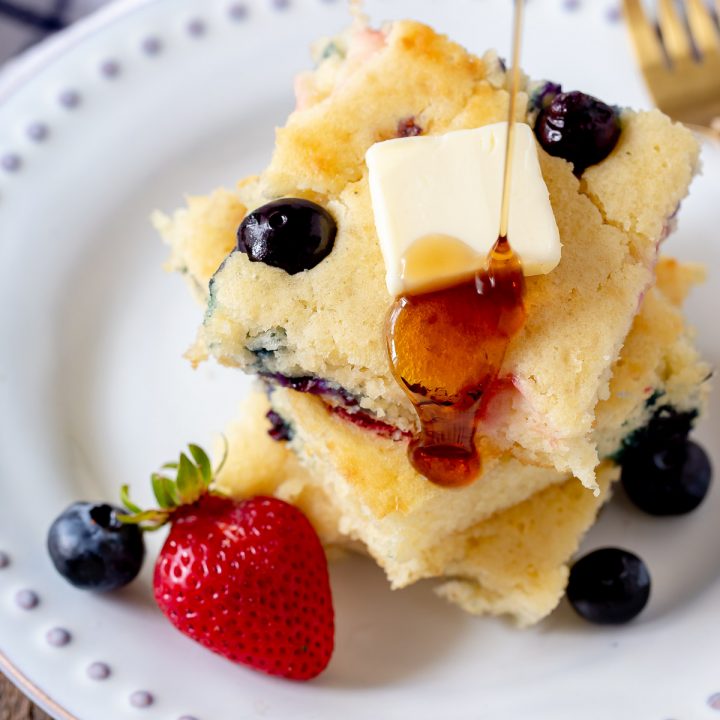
623 0 720 138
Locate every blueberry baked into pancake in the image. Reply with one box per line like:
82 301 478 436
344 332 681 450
154 18 710 625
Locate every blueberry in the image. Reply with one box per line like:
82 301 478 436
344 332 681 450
266 409 293 441
621 439 712 516
237 199 336 274
567 548 651 624
47 503 145 592
641 405 697 443
534 91 621 175
612 405 698 464
529 81 562 112
261 372 359 406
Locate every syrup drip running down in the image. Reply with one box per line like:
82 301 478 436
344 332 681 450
386 238 526 487
385 0 528 487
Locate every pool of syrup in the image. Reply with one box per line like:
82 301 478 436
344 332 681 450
386 236 526 487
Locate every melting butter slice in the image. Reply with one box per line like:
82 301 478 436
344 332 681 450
366 122 561 297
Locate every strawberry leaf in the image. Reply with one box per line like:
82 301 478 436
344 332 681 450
120 484 143 515
164 476 180 506
117 509 169 529
177 452 201 504
152 473 174 509
119 441 221 533
188 444 212 488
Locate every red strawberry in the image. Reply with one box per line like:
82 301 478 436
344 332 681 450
120 445 334 680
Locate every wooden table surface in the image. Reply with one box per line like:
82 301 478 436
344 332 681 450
0 674 52 720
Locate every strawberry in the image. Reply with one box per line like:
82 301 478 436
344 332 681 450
120 444 334 680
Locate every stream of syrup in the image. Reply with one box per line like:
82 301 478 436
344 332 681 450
385 0 527 487
386 238 525 487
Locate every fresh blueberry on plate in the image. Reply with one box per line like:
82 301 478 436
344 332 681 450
622 438 712 516
47 502 145 591
567 547 651 624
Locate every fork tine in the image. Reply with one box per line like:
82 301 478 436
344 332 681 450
658 0 693 62
685 0 720 55
623 0 666 67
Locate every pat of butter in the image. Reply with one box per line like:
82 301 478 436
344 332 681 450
366 122 561 296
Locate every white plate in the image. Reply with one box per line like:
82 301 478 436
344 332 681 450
0 1 719 718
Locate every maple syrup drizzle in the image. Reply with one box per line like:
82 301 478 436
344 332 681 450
386 238 525 487
385 0 527 487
